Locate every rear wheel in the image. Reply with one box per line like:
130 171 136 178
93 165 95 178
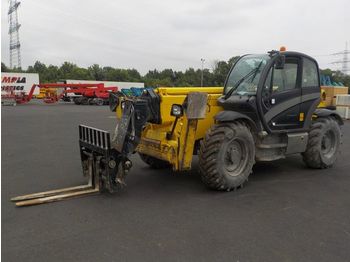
302 117 341 168
138 153 171 169
199 122 255 191
73 97 81 105
95 98 105 106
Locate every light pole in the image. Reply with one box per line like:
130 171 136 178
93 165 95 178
200 58 205 87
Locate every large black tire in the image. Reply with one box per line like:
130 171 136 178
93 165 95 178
139 153 171 169
302 117 341 168
95 98 104 106
87 98 94 105
199 122 255 191
73 97 81 105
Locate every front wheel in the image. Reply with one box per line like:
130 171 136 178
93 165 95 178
302 117 341 168
95 98 104 106
199 122 255 191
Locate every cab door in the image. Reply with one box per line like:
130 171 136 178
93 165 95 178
262 56 302 131
300 57 321 129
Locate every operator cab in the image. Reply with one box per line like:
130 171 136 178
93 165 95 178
219 48 321 134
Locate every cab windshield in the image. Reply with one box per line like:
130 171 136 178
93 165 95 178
224 54 269 96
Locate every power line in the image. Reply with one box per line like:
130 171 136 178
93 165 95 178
331 42 349 74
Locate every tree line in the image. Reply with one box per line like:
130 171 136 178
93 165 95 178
1 58 239 87
1 58 349 88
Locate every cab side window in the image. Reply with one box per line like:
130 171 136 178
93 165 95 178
302 58 319 88
272 62 298 93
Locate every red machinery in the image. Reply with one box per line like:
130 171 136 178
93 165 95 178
1 90 18 106
17 83 118 105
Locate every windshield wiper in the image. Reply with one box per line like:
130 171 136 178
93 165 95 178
251 61 263 83
224 61 264 99
224 67 259 99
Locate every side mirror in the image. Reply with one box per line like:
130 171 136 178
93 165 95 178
275 55 285 69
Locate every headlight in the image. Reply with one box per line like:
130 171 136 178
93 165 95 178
171 104 183 117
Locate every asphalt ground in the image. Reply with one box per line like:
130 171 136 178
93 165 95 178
2 101 350 262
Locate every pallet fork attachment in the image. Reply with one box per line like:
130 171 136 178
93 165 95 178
11 156 101 207
11 125 131 207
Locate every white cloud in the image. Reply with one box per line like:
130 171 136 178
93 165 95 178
1 0 349 74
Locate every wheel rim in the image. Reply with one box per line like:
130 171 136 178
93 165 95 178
224 139 248 176
321 130 337 158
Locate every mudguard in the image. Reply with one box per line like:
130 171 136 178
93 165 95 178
214 111 258 132
314 108 344 125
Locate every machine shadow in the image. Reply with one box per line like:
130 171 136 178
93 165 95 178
124 154 310 197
